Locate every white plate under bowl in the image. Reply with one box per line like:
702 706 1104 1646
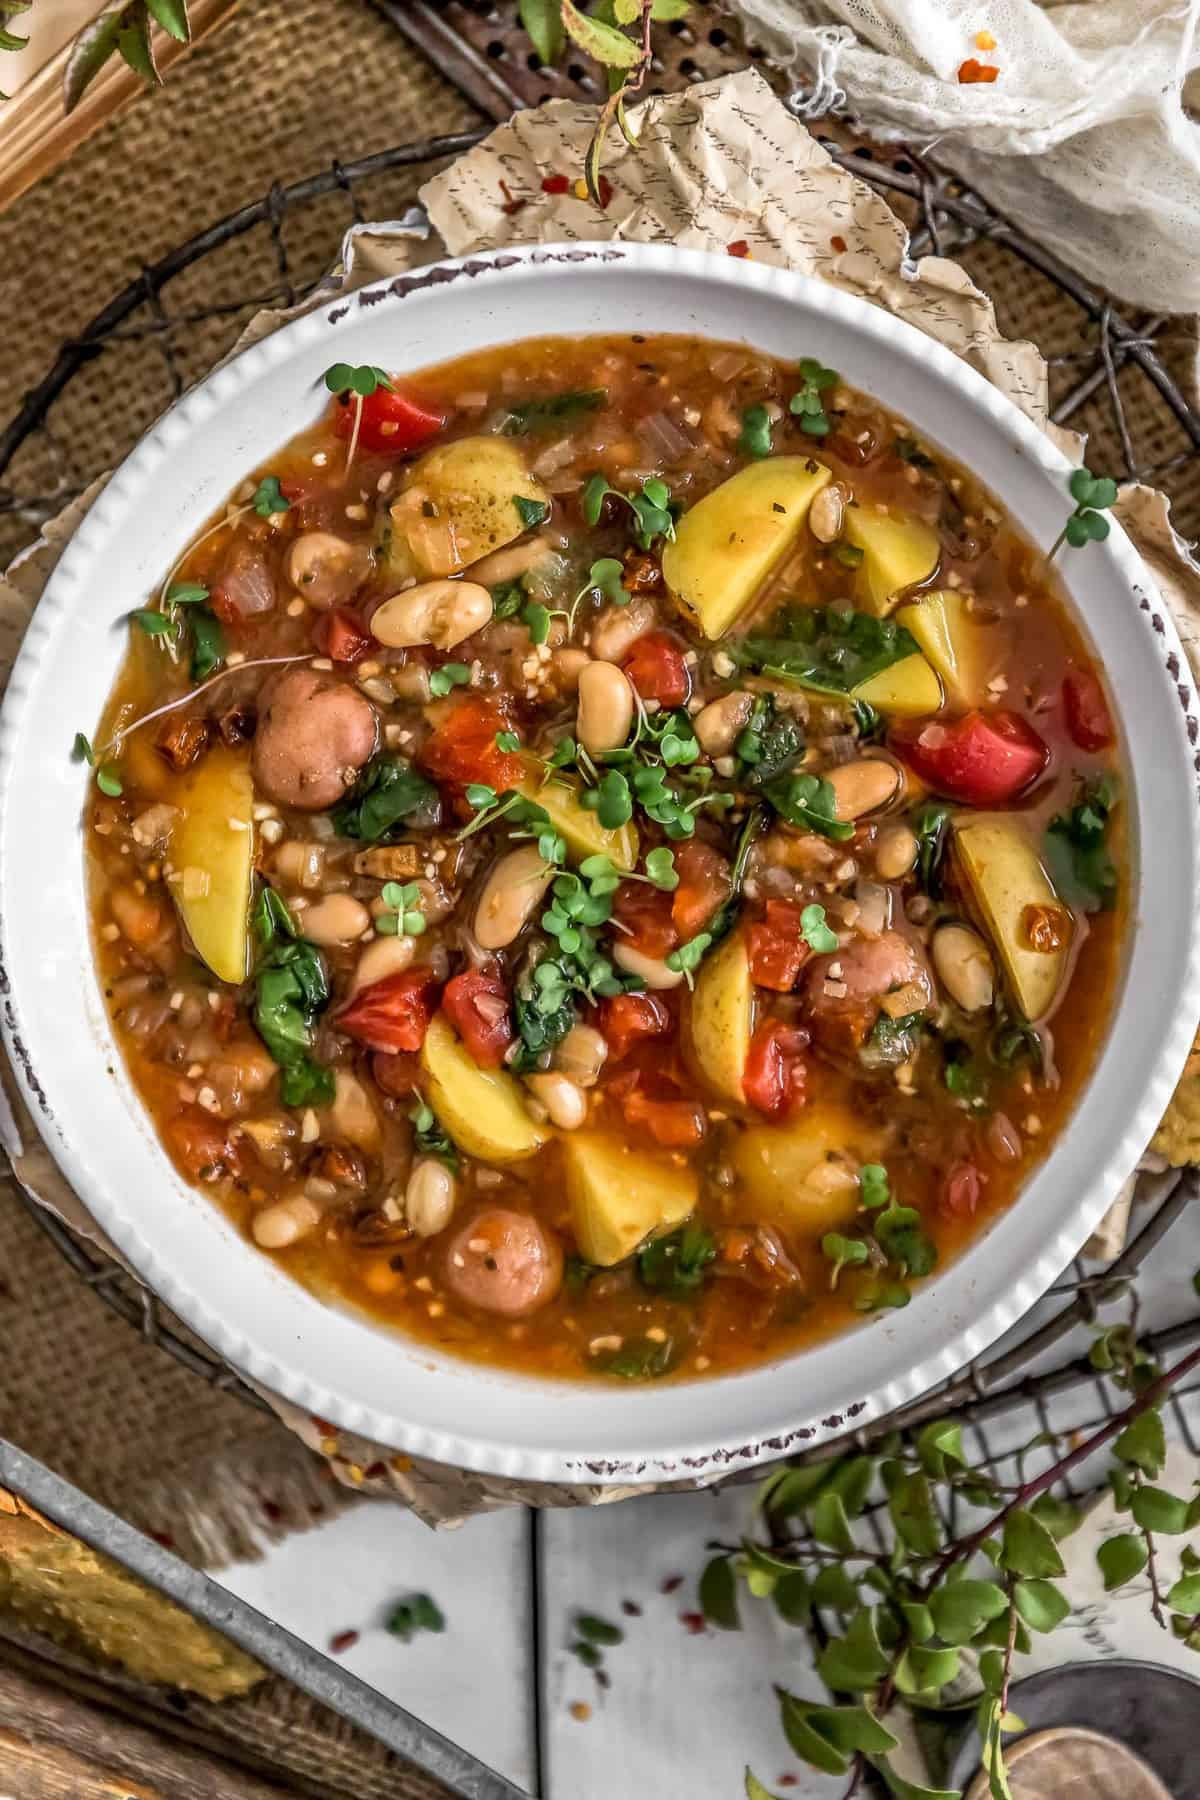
2 244 1198 1485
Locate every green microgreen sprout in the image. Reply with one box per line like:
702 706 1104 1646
72 730 124 797
666 930 714 985
581 472 677 550
788 357 839 437
1049 466 1118 560
324 361 394 471
495 729 522 753
131 577 224 681
386 1593 446 1641
376 882 427 938
738 403 774 460
858 1162 891 1210
409 1100 459 1173
832 541 864 569
821 1232 870 1289
800 902 838 954
429 662 472 698
251 474 291 517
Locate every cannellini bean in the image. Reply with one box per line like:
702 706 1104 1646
588 597 655 662
808 483 847 544
350 932 417 994
405 1158 458 1237
552 1024 608 1085
370 579 492 651
548 647 590 695
467 535 552 586
330 1069 380 1151
273 840 326 890
576 660 635 756
693 690 755 756
874 822 918 880
932 923 995 1013
252 1190 323 1249
524 1071 588 1131
474 845 554 950
825 757 901 822
613 942 684 990
285 531 370 609
300 894 372 946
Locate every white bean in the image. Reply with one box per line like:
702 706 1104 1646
808 484 847 544
285 532 369 609
576 660 635 756
466 535 552 586
524 1072 588 1131
405 1159 458 1237
350 933 416 994
331 1070 380 1151
552 1024 608 1086
693 690 755 756
371 579 492 651
474 845 554 950
588 597 655 663
825 757 901 822
874 822 918 880
300 894 372 946
613 942 684 990
252 1191 322 1249
932 923 995 1013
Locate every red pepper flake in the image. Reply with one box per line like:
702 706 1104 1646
778 1778 799 1790
498 179 527 217
311 1417 338 1437
329 1630 359 1655
660 1574 684 1594
596 174 614 209
958 57 999 82
727 239 750 258
621 1600 642 1617
541 173 570 195
679 1611 707 1635
830 233 847 253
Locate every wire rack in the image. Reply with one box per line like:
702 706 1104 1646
3 1 1200 1465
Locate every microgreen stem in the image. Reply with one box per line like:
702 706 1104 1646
346 393 363 475
100 655 307 756
157 502 249 614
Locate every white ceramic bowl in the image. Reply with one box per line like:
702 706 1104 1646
3 244 1198 1485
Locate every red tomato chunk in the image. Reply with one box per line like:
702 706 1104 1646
621 631 691 708
419 696 522 794
891 710 1048 806
337 969 442 1054
1062 667 1115 751
747 901 810 993
314 607 374 664
332 384 445 456
743 1022 809 1119
442 970 513 1068
596 991 671 1061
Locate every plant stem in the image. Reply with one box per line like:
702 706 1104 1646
1046 523 1068 563
918 1341 1200 1595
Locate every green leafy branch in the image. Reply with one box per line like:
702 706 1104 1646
1047 467 1118 561
61 0 191 116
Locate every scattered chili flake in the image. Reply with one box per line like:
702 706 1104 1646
541 173 570 195
572 174 614 209
778 1777 800 1790
679 1611 707 1635
621 1599 643 1617
660 1573 684 1594
975 29 996 49
727 239 751 258
569 1701 592 1722
958 57 999 82
329 1629 359 1654
830 233 847 253
498 179 527 217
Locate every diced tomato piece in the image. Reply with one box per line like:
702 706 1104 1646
743 1021 809 1119
746 901 811 993
314 606 374 664
337 968 441 1054
441 970 513 1069
671 841 731 940
332 384 445 456
596 991 671 1060
621 631 691 708
165 1107 239 1180
941 1159 986 1218
1062 667 1115 752
891 710 1048 806
418 696 522 793
620 1087 706 1148
611 881 678 959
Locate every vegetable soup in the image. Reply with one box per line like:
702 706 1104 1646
82 333 1124 1382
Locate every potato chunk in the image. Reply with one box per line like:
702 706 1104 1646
896 590 996 708
390 436 548 580
953 819 1071 1021
661 457 832 638
733 1100 884 1235
515 758 639 872
843 507 939 616
564 1132 698 1267
172 747 254 984
420 1013 549 1164
852 652 942 716
686 932 753 1103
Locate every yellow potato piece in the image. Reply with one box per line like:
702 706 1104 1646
393 436 548 579
564 1132 698 1267
843 506 940 616
420 1013 548 1164
661 457 832 639
515 757 639 872
954 819 1071 1021
172 747 254 984
733 1100 884 1237
852 652 942 716
686 932 753 1103
896 590 996 708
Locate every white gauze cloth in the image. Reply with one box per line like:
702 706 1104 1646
726 0 1200 314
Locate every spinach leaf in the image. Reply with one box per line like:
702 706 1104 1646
509 961 577 1072
332 756 441 841
637 1224 717 1296
914 803 953 897
409 1100 459 1173
735 697 806 787
990 1003 1044 1071
600 1336 677 1380
763 771 854 841
1044 773 1118 912
862 1010 925 1069
253 885 334 1104
189 607 225 682
737 604 919 698
502 388 607 435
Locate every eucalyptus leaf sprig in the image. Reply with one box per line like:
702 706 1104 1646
726 1318 1200 1800
1048 467 1118 562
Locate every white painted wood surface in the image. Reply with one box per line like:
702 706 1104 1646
212 1202 1200 1799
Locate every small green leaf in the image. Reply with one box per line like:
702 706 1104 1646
889 1471 941 1558
815 1607 889 1692
73 732 95 765
166 580 209 605
1029 1493 1083 1542
1096 1531 1148 1590
772 1570 812 1625
96 764 123 797
117 7 159 86
130 607 177 637
929 1579 1008 1646
561 0 642 67
1130 1486 1192 1535
518 0 563 63
805 1704 898 1756
1113 1409 1166 1478
825 1455 875 1520
811 1490 855 1554
1000 1507 1066 1578
429 662 472 698
822 1232 869 1286
698 1554 740 1631
1013 1579 1070 1633
778 1694 850 1776
189 607 225 682
901 1601 935 1644
145 0 189 39
872 1773 959 1800
811 1564 860 1614
589 556 627 604
576 1613 623 1645
64 6 126 113
737 403 773 460
522 602 552 645
801 902 839 954
251 474 291 517
514 495 551 530
894 1644 960 1694
915 1418 967 1478
1166 1572 1200 1613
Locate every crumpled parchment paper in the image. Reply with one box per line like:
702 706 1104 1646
3 69 1198 1527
